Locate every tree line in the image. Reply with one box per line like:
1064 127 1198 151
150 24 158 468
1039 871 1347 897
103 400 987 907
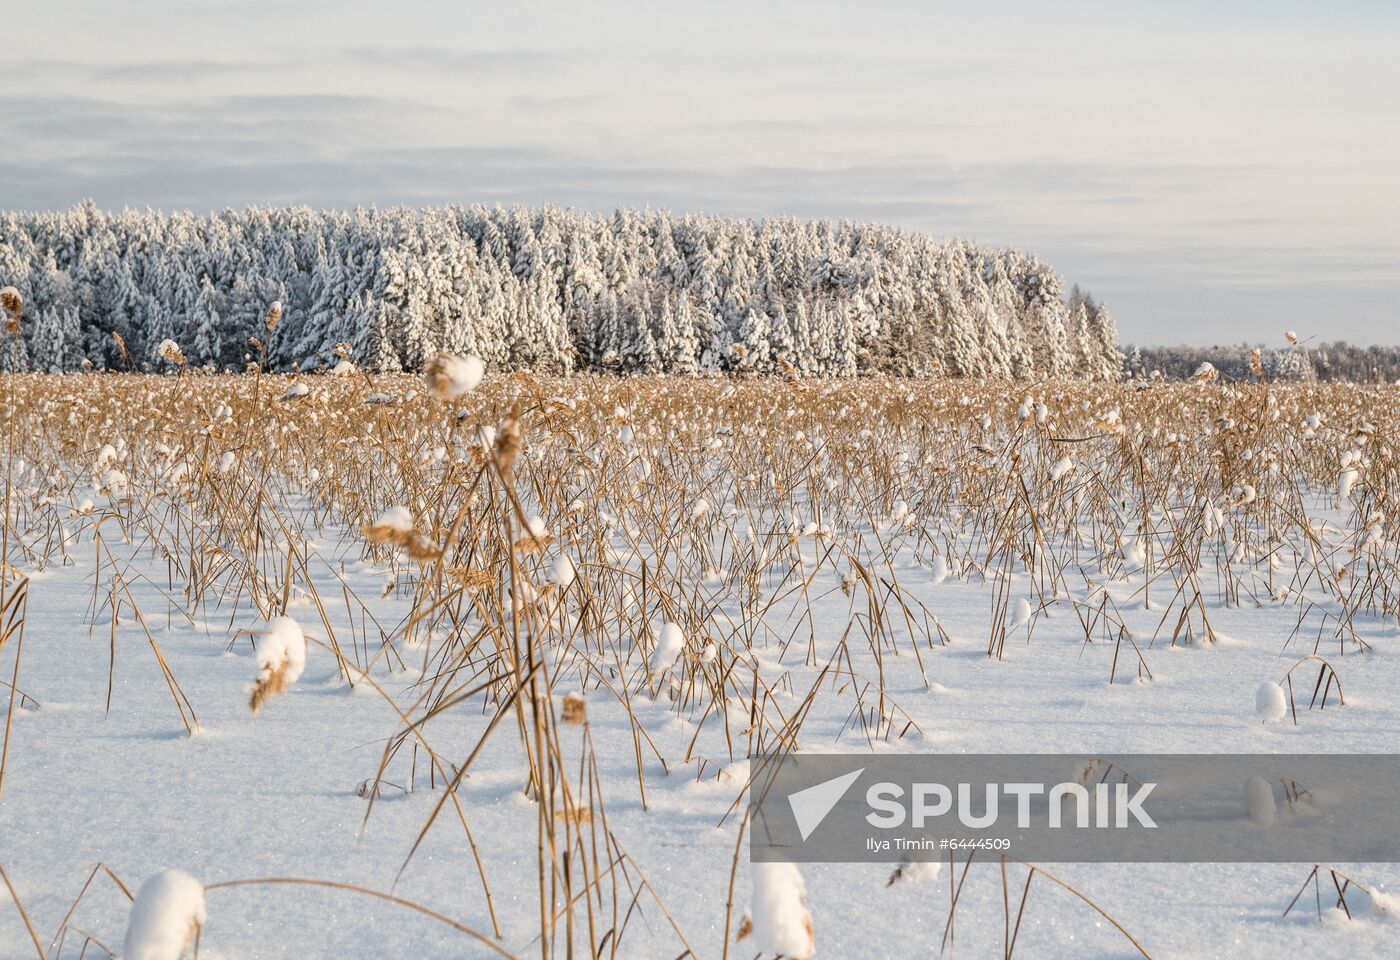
0 203 1120 378
1126 341 1400 383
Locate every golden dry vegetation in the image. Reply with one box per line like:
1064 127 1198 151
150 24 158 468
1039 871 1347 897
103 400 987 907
1 368 1397 958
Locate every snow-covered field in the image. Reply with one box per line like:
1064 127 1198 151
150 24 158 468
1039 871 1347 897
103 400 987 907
1 371 1398 959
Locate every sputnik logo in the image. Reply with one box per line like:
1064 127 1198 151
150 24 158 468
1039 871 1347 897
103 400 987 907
787 768 864 841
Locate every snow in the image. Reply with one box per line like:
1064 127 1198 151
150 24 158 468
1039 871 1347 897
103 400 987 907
258 617 308 686
372 506 412 535
929 554 948 584
426 354 484 400
650 622 686 677
547 554 576 588
1245 775 1277 827
103 468 129 497
1011 596 1033 629
888 858 943 886
1371 890 1400 919
3 477 1398 957
155 339 184 364
1340 466 1360 499
123 870 207 960
1256 682 1288 723
250 616 307 713
751 861 815 959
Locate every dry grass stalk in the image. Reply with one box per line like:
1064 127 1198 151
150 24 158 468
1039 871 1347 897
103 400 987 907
561 691 587 724
449 567 496 591
492 405 523 479
249 659 291 713
0 288 20 336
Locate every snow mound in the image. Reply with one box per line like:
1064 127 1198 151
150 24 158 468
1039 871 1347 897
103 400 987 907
650 622 686 676
372 507 413 535
1255 682 1287 722
1245 775 1276 826
123 869 207 960
751 860 815 959
251 616 308 713
929 555 948 584
1011 597 1032 629
548 554 576 588
1371 889 1400 919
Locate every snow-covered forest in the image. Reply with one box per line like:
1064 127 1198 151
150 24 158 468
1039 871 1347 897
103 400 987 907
1127 341 1400 384
0 203 1120 378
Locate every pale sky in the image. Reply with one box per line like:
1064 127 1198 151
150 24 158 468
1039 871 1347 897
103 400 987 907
3 0 1397 345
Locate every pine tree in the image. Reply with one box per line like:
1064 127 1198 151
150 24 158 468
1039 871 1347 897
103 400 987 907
625 286 660 372
736 307 770 371
1126 344 1145 379
30 307 64 372
188 276 222 366
1087 302 1121 380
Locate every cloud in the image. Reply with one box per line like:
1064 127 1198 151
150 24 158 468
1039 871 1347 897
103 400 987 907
0 57 272 86
336 45 591 76
0 78 1395 346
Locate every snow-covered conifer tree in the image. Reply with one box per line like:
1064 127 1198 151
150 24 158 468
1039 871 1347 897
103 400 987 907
188 276 222 366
